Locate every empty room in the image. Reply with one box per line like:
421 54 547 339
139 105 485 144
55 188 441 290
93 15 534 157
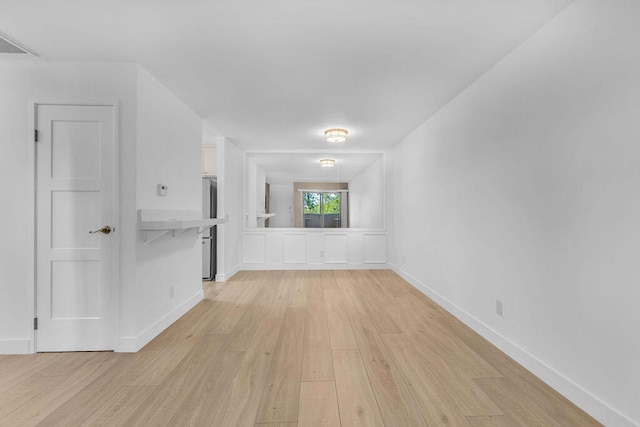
0 0 638 425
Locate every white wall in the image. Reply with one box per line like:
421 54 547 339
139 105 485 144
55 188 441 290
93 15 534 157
388 1 640 425
0 59 138 353
268 183 294 228
216 137 243 281
129 66 203 350
245 159 268 229
349 157 384 228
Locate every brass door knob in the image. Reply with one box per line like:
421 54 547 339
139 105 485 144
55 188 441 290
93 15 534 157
89 226 112 234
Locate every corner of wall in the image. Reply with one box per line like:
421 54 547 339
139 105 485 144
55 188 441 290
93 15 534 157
117 289 203 352
215 264 240 282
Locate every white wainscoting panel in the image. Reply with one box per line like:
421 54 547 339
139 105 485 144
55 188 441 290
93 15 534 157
307 233 324 264
347 233 364 264
241 230 387 270
363 234 386 264
324 234 347 264
242 233 266 264
266 233 284 264
284 234 307 264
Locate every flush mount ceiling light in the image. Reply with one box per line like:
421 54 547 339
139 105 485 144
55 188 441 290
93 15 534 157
320 159 335 168
324 128 348 143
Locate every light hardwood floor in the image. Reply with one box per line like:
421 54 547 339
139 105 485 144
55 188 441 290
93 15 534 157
0 270 601 426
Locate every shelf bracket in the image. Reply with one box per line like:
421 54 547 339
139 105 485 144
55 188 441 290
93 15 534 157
197 224 216 235
173 228 189 238
144 230 171 245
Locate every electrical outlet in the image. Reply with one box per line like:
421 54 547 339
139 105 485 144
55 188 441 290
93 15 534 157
402 255 406 264
320 250 324 257
169 286 174 299
496 300 504 317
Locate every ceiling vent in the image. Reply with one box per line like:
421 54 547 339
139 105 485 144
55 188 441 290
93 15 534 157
0 32 38 56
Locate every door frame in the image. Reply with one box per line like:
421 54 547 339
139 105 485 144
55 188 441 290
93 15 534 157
28 100 120 353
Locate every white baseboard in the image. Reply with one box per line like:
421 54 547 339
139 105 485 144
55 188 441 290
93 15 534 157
390 264 636 427
240 263 389 271
0 339 30 354
215 264 240 282
115 289 204 353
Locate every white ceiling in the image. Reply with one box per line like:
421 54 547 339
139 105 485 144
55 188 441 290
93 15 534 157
0 0 573 150
248 152 382 184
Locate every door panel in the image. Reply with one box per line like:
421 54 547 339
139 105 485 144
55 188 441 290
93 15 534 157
36 104 115 351
51 121 101 178
51 191 101 248
51 261 101 318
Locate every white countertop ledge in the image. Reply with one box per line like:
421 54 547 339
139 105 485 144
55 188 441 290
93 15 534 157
138 209 225 244
139 217 225 230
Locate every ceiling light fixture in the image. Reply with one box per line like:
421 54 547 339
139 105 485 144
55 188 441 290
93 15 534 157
320 159 335 168
324 128 348 143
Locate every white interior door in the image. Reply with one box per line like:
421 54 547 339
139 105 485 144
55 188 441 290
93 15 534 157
36 104 116 352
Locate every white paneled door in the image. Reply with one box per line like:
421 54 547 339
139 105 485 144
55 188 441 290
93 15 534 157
36 104 116 351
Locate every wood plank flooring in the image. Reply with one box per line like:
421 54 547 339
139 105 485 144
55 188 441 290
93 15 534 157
0 270 601 426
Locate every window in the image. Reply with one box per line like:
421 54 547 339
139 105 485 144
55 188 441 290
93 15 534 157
303 192 344 228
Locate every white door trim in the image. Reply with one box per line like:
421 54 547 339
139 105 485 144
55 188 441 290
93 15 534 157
29 100 120 353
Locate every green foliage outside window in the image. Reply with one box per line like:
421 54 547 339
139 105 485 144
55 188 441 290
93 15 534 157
303 192 340 214
303 193 321 214
323 193 340 214
303 192 343 228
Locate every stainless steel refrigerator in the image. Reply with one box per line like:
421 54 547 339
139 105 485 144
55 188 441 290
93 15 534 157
202 178 217 280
